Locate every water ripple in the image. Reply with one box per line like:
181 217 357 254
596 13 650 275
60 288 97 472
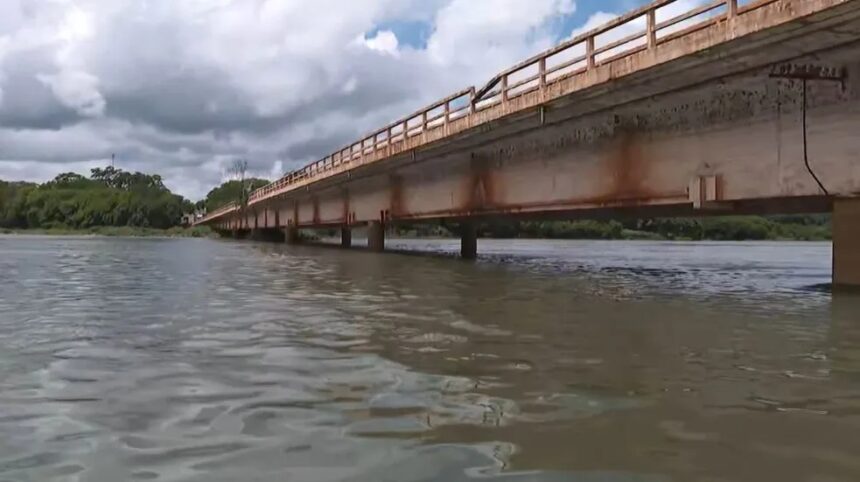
0 236 858 481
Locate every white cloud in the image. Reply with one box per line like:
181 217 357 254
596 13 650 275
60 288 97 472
37 69 105 117
427 0 576 73
58 6 94 43
0 0 590 200
362 30 400 56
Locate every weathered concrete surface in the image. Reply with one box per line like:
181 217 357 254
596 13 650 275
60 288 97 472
208 0 860 229
198 0 860 283
257 42 859 227
226 0 859 210
834 198 860 288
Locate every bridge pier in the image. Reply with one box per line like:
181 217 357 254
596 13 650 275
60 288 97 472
341 227 352 248
833 198 860 289
249 228 284 242
367 222 385 252
285 226 300 245
231 229 250 240
460 223 478 260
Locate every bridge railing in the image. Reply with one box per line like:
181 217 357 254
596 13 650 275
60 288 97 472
194 202 238 225
248 87 474 203
472 0 755 107
243 0 767 207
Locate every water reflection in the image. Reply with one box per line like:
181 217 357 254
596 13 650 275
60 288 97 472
0 236 857 481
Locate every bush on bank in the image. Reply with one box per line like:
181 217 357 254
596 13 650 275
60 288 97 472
475 215 831 241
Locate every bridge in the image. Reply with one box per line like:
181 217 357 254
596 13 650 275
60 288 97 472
196 0 860 287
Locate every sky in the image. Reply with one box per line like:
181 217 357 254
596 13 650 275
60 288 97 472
0 0 680 201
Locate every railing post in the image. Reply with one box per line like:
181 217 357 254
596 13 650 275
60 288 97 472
501 74 509 102
444 101 451 136
422 111 428 133
727 0 738 38
470 87 477 114
387 126 393 146
646 8 657 48
586 36 595 69
539 58 547 91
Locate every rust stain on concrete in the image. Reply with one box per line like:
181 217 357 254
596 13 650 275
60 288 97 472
390 174 405 218
605 131 654 201
464 153 496 212
342 189 351 225
312 197 321 225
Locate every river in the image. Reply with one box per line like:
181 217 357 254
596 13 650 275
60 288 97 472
0 236 858 481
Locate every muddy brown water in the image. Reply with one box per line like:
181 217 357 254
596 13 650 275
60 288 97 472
0 236 858 481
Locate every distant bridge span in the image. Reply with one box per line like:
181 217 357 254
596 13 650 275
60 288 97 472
197 0 860 287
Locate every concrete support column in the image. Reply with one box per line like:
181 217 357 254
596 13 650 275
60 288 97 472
285 226 300 245
367 222 385 252
834 198 860 288
341 227 352 248
460 222 478 260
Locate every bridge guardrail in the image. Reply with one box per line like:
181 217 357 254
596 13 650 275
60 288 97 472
195 202 238 225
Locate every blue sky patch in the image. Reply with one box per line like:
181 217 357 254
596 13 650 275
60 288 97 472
369 0 650 50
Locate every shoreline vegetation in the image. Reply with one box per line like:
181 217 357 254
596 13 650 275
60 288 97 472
1 215 831 242
0 225 215 238
297 215 833 242
2 169 831 242
472 216 832 242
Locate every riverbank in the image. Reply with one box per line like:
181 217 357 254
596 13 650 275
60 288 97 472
3 215 832 242
0 225 215 238
393 215 832 242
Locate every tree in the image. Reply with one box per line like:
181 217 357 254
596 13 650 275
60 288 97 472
230 159 252 208
203 178 269 213
0 168 190 230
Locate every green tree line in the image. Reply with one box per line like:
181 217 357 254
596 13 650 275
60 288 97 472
0 167 192 230
474 215 831 241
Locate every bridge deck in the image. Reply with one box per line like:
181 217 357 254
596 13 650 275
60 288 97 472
197 0 858 226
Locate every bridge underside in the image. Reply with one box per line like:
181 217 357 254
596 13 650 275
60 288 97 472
211 2 860 287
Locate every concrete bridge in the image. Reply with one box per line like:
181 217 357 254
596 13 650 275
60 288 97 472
196 0 860 287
